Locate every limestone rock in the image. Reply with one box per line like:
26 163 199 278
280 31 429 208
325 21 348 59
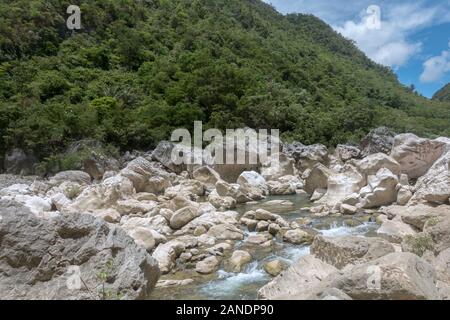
335 144 361 162
207 224 244 240
410 150 450 205
192 166 221 191
423 215 450 254
304 163 334 195
377 216 416 243
169 206 200 230
229 250 252 272
260 153 296 181
50 171 91 186
360 127 396 157
360 168 399 208
391 133 447 179
283 229 314 245
207 191 237 211
68 175 134 212
353 153 401 180
152 240 185 274
196 256 220 274
0 201 160 300
263 260 286 277
311 235 395 269
320 253 439 300
318 167 365 206
258 255 338 300
128 227 156 251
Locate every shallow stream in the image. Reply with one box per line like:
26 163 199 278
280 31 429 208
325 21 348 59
151 194 379 300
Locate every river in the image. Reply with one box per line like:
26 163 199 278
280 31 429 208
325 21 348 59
151 194 379 300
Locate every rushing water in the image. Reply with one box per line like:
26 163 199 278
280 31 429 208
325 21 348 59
151 194 379 300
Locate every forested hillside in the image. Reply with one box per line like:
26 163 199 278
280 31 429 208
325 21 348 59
1 0 449 168
433 84 450 102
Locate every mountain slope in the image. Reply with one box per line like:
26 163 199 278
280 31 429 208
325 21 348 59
433 84 450 102
1 0 449 166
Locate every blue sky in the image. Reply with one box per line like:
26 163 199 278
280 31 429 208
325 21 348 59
263 0 450 98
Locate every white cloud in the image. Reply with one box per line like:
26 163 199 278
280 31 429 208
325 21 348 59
265 0 450 69
334 16 422 67
332 2 450 68
420 45 450 83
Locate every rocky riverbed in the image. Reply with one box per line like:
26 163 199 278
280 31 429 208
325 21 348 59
1 128 450 300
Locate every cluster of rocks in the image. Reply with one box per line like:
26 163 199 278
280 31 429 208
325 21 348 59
299 131 449 219
257 128 450 300
259 226 450 300
1 127 449 300
0 142 303 298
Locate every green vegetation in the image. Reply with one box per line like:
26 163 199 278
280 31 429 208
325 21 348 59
433 83 450 102
96 259 123 300
1 0 450 167
403 234 435 257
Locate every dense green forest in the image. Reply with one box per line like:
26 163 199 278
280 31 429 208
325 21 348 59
433 84 450 102
1 0 450 169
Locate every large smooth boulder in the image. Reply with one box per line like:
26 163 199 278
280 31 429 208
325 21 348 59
215 180 252 203
382 204 450 231
152 240 185 274
228 250 252 272
207 224 244 240
410 150 450 205
169 206 200 229
165 179 204 198
317 253 439 300
67 175 135 212
116 199 157 216
212 131 265 183
283 229 314 245
311 236 395 269
434 249 450 290
0 201 160 300
207 191 237 211
360 168 399 208
267 180 296 195
120 157 170 193
391 134 447 179
128 227 156 252
318 167 364 206
304 163 334 195
377 216 416 243
360 127 396 157
196 256 220 274
263 260 287 277
192 166 221 191
258 255 338 300
237 171 267 198
260 153 296 181
353 153 401 181
121 216 172 237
